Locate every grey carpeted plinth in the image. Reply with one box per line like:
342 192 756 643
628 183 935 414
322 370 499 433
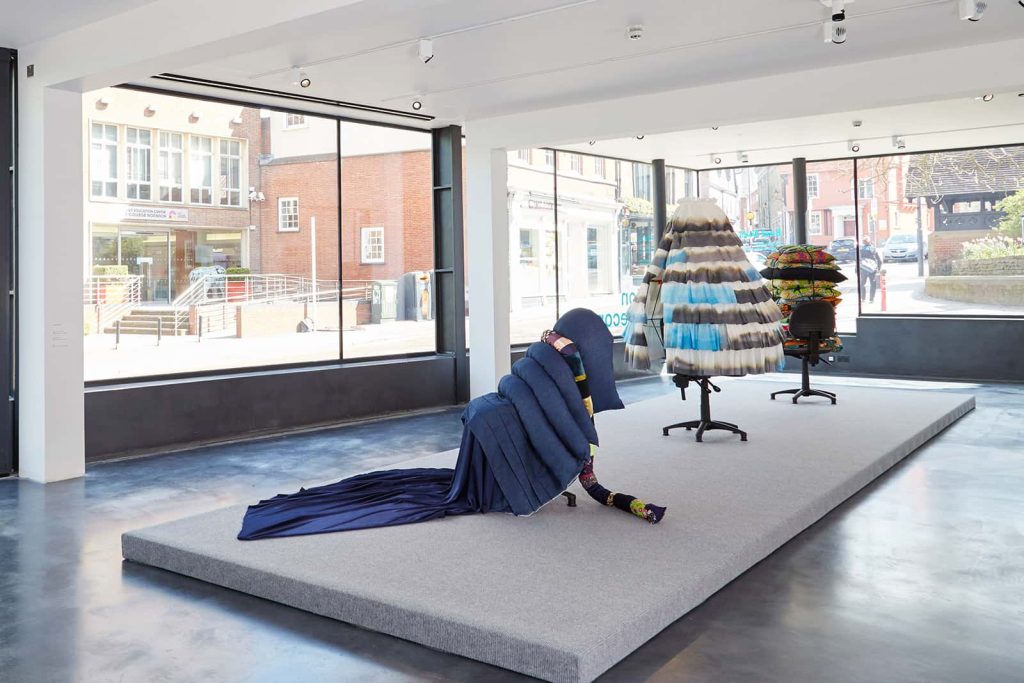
122 382 974 683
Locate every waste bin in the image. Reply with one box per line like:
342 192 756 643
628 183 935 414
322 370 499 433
370 280 398 324
396 271 434 321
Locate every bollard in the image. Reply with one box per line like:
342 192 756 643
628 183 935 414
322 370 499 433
115 320 121 349
879 270 887 312
198 315 203 342
157 317 162 346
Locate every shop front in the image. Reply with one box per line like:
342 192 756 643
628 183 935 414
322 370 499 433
91 221 245 303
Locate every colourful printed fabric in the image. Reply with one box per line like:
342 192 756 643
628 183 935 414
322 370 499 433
624 199 785 376
763 244 845 353
541 329 665 524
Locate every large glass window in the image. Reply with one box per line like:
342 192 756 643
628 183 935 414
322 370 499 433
339 122 435 358
804 159 858 332
507 149 558 344
857 146 1024 318
507 152 697 342
90 122 118 198
699 163 795 243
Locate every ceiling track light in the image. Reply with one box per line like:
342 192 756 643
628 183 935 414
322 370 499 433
418 38 434 64
824 20 847 44
626 25 644 41
892 135 906 150
737 152 750 164
958 0 987 21
848 141 861 153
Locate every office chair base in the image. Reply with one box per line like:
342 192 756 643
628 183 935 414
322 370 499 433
771 387 837 405
663 419 747 442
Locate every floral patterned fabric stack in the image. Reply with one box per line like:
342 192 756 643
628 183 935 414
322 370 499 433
759 245 845 353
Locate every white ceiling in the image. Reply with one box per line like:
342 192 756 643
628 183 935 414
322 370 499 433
0 0 157 47
562 90 1024 169
162 0 1024 123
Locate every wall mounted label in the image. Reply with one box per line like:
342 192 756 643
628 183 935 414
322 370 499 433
124 206 189 222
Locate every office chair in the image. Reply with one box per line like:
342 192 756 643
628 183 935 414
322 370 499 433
770 300 837 405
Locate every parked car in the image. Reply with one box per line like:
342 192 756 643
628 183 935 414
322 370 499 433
743 249 767 269
881 234 926 262
828 237 856 263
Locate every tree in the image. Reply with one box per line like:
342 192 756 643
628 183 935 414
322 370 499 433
994 189 1024 238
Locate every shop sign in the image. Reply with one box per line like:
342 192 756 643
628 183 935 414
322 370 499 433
124 206 189 222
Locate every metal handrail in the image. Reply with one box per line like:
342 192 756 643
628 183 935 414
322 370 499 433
83 275 143 331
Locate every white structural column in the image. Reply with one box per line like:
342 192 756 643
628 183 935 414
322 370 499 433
465 143 511 397
18 84 85 482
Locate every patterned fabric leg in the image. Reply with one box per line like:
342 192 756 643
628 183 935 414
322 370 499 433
543 330 666 524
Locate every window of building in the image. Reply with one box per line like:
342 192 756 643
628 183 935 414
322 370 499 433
360 226 385 264
633 164 652 201
189 135 213 204
158 132 183 203
858 178 874 199
516 149 530 163
219 139 242 207
666 168 678 204
567 153 583 173
90 122 118 198
543 149 555 167
284 113 306 128
594 157 605 177
278 197 299 232
125 127 152 201
807 173 819 199
809 211 823 234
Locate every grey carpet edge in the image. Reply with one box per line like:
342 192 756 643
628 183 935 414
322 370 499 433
122 534 580 683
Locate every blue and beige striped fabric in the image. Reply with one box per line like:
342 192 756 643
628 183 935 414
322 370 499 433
624 199 784 376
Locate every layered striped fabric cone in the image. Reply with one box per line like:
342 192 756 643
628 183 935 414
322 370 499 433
624 199 785 376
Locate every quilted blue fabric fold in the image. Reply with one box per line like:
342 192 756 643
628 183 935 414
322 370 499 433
238 342 599 539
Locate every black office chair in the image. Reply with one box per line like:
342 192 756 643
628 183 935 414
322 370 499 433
770 300 837 405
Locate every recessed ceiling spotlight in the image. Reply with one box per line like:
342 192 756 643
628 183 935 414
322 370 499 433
588 141 596 146
712 126 719 131
958 0 987 21
710 154 722 165
626 25 644 41
290 67 311 88
892 135 906 150
411 100 423 111
636 135 645 140
978 93 995 102
849 141 861 153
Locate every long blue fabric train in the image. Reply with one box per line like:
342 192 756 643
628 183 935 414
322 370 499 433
238 308 662 540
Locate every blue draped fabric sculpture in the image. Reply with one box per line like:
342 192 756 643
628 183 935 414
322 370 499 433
238 309 637 540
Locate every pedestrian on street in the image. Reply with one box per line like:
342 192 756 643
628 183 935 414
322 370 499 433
859 237 881 303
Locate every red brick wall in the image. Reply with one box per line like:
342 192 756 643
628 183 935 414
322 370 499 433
341 150 434 282
929 229 991 276
257 157 341 279
252 150 435 285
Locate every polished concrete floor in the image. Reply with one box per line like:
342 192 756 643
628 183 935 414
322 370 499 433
1 375 1022 683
